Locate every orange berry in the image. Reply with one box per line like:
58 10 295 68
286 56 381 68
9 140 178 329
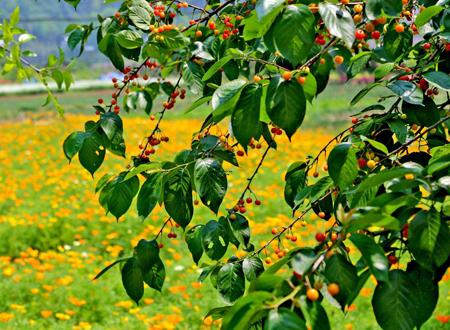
297 76 306 85
354 4 363 13
334 55 344 65
282 71 292 81
306 288 320 301
327 283 340 296
395 24 405 33
253 75 262 83
318 212 326 219
195 30 203 37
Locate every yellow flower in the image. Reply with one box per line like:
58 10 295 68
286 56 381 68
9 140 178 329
55 313 71 321
3 267 14 277
0 313 14 323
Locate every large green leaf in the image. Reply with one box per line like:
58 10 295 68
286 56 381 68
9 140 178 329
324 254 358 309
319 3 355 48
201 220 229 260
212 79 247 123
366 0 403 20
135 239 159 272
121 257 144 304
266 77 306 139
299 297 331 330
227 214 251 249
98 34 124 71
408 210 442 269
232 84 263 150
185 225 204 265
350 234 389 282
242 256 264 281
267 4 315 65
136 172 163 219
291 248 317 277
284 162 307 208
265 308 306 330
163 167 193 228
415 6 444 28
142 258 165 292
423 71 450 91
114 30 143 49
372 270 417 330
217 263 245 303
102 174 140 220
222 292 272 329
63 131 86 162
129 5 152 30
78 131 106 176
194 158 227 214
327 143 358 190
383 24 413 62
100 112 123 141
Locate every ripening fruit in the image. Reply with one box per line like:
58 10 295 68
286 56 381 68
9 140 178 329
358 158 367 169
354 4 363 13
388 254 398 265
365 22 375 33
318 211 326 219
340 0 350 4
404 173 415 181
271 228 278 235
423 42 431 50
334 55 344 65
265 257 272 265
253 75 262 83
351 117 358 124
355 29 366 40
367 160 376 169
315 232 326 242
306 288 320 301
353 14 362 23
282 71 292 81
255 199 262 206
229 213 237 221
195 30 203 37
395 24 405 33
371 31 381 40
327 283 340 296
297 76 306 85
314 281 323 290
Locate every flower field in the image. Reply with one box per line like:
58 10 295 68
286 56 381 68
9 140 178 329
0 110 449 330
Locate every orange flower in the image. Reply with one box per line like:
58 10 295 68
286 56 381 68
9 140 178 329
40 310 52 318
436 315 450 323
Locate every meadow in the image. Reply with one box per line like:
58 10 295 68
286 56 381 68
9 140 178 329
0 84 448 330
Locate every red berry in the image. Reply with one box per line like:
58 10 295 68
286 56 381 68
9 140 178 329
315 232 326 243
351 117 358 124
255 200 261 206
355 29 366 40
98 98 104 104
371 31 381 40
246 197 253 204
358 158 367 169
423 42 431 50
237 150 245 157
290 235 298 242
388 254 398 265
418 78 429 91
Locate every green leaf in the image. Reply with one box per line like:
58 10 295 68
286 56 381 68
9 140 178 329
163 167 193 228
232 84 262 150
137 172 163 219
407 262 439 328
201 220 229 260
284 162 307 208
222 292 272 329
423 71 450 91
100 112 123 141
142 258 165 292
372 270 417 330
115 30 143 49
408 210 442 269
78 131 106 176
135 239 159 272
266 77 306 139
415 6 444 28
267 4 315 65
319 3 355 48
185 225 204 265
98 34 124 71
299 297 331 330
129 5 152 30
360 136 388 154
217 263 245 303
388 119 408 144
327 143 358 190
388 80 423 105
324 254 358 309
366 0 403 20
242 256 264 281
203 55 232 81
212 79 247 123
383 23 413 61
183 61 204 94
256 0 285 22
347 212 400 232
102 174 140 220
194 158 227 214
228 214 251 249
347 52 372 80
121 258 144 304
350 234 389 282
63 131 86 161
265 308 306 330
291 248 317 277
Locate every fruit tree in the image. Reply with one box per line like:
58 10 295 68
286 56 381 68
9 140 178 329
1 0 450 329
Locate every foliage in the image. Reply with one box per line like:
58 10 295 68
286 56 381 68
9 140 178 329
2 0 450 329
